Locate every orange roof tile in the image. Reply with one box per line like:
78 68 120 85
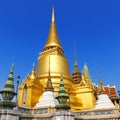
110 88 116 95
104 87 109 93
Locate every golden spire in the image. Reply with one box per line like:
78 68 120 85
32 63 35 74
52 7 55 22
74 43 79 73
30 63 36 80
43 7 63 52
83 64 92 87
83 63 90 79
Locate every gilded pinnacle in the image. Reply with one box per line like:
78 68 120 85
32 63 35 74
43 7 63 51
30 63 36 80
52 7 55 22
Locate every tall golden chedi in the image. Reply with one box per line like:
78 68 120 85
18 7 96 110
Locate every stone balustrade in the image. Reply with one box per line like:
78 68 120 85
74 108 120 120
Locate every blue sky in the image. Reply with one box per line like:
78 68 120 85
0 0 120 92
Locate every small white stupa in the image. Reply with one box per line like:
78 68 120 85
34 91 58 108
34 57 59 108
94 77 116 109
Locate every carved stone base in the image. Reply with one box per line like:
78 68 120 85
0 109 20 120
52 111 74 120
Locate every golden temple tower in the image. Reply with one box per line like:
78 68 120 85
36 8 72 92
18 7 96 110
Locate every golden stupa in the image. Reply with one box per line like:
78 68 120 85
18 8 96 110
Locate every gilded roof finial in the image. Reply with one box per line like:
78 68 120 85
30 63 36 80
83 63 90 79
83 63 92 87
52 7 55 22
45 56 54 92
32 63 35 74
31 62 36 76
74 42 79 73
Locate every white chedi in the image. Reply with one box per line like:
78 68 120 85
34 91 59 108
94 94 116 109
